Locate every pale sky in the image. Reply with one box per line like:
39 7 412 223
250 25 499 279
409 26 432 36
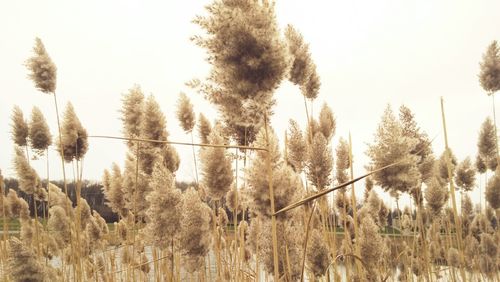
1 0 500 207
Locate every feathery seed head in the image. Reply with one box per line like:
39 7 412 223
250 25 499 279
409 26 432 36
485 167 500 209
476 154 487 174
225 185 241 212
367 105 421 196
120 85 145 148
200 128 233 200
480 233 497 258
25 37 57 93
285 25 313 86
438 148 458 182
336 137 351 185
57 103 88 162
479 40 500 94
425 175 448 217
454 157 476 192
6 190 30 221
318 103 336 140
306 132 333 190
286 119 307 172
447 248 461 268
180 188 212 273
11 106 29 147
176 92 196 133
13 146 41 195
8 237 47 281
197 113 212 144
307 229 330 278
477 117 498 171
28 106 52 155
301 67 321 99
193 0 290 145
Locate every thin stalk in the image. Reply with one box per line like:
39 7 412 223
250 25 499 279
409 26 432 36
300 204 316 282
32 194 41 254
206 255 212 282
1 180 7 278
440 97 467 282
310 99 313 121
415 197 433 282
285 243 292 281
75 158 84 281
171 239 175 281
53 91 78 280
213 205 222 280
190 131 199 185
238 217 246 282
275 162 405 216
233 148 239 281
52 92 70 206
256 240 260 282
492 93 499 162
45 148 50 224
1 192 7 245
24 145 42 257
132 141 140 281
303 95 313 143
443 216 456 282
88 135 267 152
263 115 279 282
348 133 362 276
342 194 351 282
331 202 338 279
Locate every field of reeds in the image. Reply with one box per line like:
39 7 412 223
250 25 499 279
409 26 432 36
1 1 500 281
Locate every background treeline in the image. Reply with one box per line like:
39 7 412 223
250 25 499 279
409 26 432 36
2 177 415 229
2 178 206 223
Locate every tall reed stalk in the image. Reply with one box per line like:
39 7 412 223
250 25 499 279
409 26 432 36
348 133 362 276
263 116 279 281
440 97 467 282
190 132 199 185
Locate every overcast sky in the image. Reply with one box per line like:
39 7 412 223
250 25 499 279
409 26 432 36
1 0 500 207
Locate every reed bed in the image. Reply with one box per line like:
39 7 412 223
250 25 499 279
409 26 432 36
1 1 500 281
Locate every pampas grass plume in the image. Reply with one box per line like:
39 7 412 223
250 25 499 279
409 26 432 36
477 117 498 171
25 37 57 94
120 85 144 148
485 168 500 209
13 146 40 195
454 157 476 192
176 92 196 133
29 106 52 155
58 102 88 162
180 188 212 273
11 106 29 147
479 41 500 93
200 128 233 200
145 163 183 249
318 103 336 140
197 113 212 144
306 229 329 278
8 237 47 282
306 132 333 190
286 119 307 172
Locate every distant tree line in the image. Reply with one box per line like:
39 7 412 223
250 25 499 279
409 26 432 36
2 178 206 223
5 177 449 230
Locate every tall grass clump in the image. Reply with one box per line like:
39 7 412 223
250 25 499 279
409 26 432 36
2 5 500 282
